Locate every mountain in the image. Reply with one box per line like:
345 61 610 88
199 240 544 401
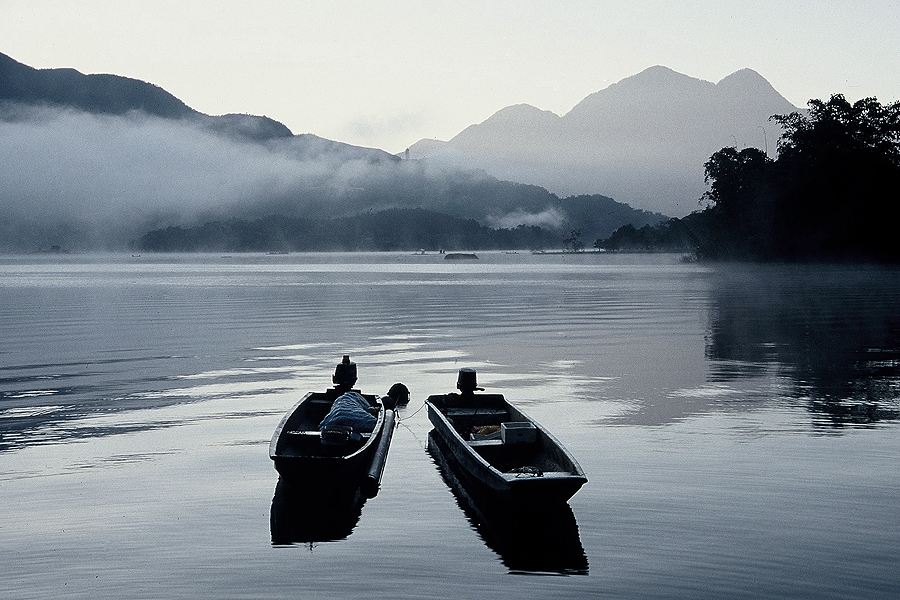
408 66 798 216
0 50 193 118
0 50 398 157
0 51 664 252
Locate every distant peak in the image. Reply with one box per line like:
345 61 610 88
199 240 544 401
716 68 796 108
638 65 681 77
448 102 560 145
488 103 560 121
717 68 768 88
565 66 711 118
626 65 701 85
592 66 713 98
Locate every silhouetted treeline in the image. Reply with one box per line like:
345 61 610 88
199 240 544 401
556 195 665 240
132 208 561 252
594 218 705 252
131 193 666 253
598 94 900 262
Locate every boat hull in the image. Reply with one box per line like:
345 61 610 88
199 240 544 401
270 391 392 497
425 393 586 506
427 430 589 574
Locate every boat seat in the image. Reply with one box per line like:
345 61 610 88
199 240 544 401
285 430 372 438
500 470 575 480
467 438 504 447
445 407 508 417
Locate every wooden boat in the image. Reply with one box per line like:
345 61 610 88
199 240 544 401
269 356 397 498
427 430 588 574
425 368 586 505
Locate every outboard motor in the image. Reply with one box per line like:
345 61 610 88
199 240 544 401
382 382 410 409
457 367 484 394
332 355 358 389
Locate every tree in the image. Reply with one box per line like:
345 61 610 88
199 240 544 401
702 146 772 215
563 229 585 252
699 146 775 259
695 94 900 262
770 95 900 260
773 95 900 168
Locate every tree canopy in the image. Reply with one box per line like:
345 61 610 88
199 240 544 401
773 95 900 168
600 94 900 262
770 95 900 261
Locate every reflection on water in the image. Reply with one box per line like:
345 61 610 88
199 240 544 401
0 353 295 453
427 431 588 575
2 254 900 599
707 265 900 427
270 477 367 545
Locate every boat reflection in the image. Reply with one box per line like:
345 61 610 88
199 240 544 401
270 477 367 545
427 431 589 575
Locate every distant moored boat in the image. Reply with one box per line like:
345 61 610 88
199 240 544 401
444 253 478 260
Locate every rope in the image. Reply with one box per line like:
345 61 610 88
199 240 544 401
393 400 428 451
396 399 426 423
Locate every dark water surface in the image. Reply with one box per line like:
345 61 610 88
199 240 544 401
1 252 898 599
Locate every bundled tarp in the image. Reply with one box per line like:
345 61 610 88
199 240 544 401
319 391 376 433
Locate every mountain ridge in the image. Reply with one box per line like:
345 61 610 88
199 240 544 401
0 51 194 119
0 50 400 160
1 50 667 251
409 66 798 216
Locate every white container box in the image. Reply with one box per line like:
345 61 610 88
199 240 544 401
501 421 537 444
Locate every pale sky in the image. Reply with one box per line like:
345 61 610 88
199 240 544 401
3 0 899 153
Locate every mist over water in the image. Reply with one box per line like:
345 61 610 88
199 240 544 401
0 106 568 252
1 253 898 598
0 107 381 249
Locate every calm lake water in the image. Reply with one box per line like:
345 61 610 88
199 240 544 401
1 252 898 599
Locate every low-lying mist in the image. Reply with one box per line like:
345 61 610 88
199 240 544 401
1 104 569 252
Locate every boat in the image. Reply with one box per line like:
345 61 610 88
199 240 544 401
269 355 400 498
427 430 588 574
444 253 478 260
425 368 586 505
